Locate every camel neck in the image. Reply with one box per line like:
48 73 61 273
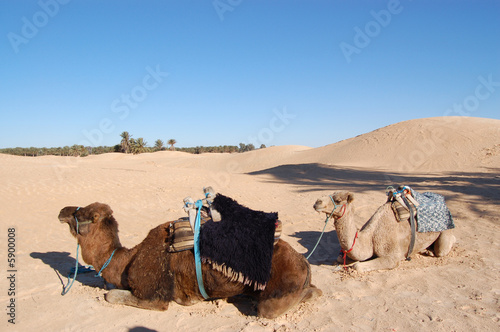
78 235 127 283
92 245 132 288
334 205 358 251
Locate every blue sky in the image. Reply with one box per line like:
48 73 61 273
1 0 499 149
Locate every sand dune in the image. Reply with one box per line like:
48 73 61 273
0 116 498 331
287 116 500 172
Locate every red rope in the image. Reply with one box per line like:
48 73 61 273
341 231 358 269
338 204 347 219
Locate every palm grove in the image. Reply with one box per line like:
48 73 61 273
0 131 263 157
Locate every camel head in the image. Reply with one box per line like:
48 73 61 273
313 191 354 217
58 202 117 238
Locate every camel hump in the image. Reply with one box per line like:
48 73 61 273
176 188 281 290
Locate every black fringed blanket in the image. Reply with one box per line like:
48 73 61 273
199 194 277 291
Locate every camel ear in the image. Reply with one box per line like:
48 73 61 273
347 192 355 203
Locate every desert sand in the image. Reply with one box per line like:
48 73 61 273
1 116 499 331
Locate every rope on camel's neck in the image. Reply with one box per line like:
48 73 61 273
341 230 358 269
306 197 347 260
62 207 82 295
62 208 117 295
95 249 117 278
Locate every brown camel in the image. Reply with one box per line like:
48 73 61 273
313 191 456 273
58 202 321 318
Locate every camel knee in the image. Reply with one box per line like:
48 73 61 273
257 291 305 319
105 289 134 305
434 233 456 257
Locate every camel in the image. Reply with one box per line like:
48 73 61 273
58 201 322 318
313 191 456 273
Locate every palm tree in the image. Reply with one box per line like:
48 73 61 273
69 144 87 157
154 139 164 151
132 138 149 154
120 131 132 154
167 139 177 151
129 138 137 153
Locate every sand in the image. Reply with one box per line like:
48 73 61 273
1 116 499 331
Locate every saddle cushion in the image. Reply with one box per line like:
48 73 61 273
167 217 207 253
391 199 417 222
167 215 282 253
413 191 455 233
199 194 278 291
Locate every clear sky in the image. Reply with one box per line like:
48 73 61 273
1 0 499 149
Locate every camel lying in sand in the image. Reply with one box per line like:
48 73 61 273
58 201 321 318
313 191 456 273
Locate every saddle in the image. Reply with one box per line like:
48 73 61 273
168 187 282 253
387 186 419 223
167 188 282 290
168 216 282 253
387 185 419 259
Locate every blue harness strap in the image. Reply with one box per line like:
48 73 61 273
194 200 209 299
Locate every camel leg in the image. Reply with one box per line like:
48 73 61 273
336 252 356 265
353 255 403 273
257 286 322 319
105 289 169 311
433 230 456 257
300 285 323 303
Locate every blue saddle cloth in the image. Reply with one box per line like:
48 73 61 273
413 191 455 233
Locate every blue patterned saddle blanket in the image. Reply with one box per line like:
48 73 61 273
389 186 455 233
413 191 455 233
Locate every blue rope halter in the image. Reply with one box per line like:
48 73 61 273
306 195 344 260
62 207 117 295
62 207 82 295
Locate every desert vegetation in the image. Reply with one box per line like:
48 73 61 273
0 132 265 157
